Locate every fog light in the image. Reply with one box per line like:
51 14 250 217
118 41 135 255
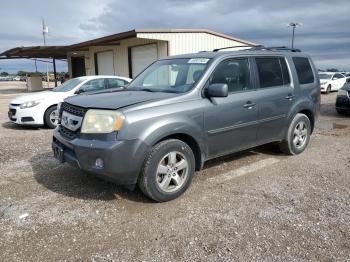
95 158 104 168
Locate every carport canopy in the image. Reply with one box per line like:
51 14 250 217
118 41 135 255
0 45 68 59
0 45 70 86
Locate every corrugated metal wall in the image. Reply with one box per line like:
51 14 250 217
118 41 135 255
79 38 167 77
137 32 246 55
68 32 248 78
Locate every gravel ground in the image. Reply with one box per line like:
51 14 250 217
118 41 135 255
0 82 349 261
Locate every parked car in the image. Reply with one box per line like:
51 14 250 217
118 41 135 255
335 78 350 114
19 76 27 81
53 48 320 202
13 76 21 81
8 75 131 128
319 72 347 94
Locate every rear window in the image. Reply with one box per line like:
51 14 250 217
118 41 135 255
293 57 314 84
256 57 290 88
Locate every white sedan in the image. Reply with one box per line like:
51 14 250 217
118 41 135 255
8 75 131 128
319 72 347 94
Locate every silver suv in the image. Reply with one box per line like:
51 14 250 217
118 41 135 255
53 47 320 202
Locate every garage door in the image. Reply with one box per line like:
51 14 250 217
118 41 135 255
96 51 114 75
131 44 158 78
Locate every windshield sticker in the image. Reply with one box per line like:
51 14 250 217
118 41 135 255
188 58 210 64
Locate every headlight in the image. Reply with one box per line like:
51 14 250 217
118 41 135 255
20 100 42 109
81 109 125 133
338 89 348 96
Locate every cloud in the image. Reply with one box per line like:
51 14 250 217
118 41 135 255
1 0 349 73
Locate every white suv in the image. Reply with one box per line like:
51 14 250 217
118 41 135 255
319 72 347 94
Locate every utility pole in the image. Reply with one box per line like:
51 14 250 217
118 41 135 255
42 18 49 88
288 22 302 48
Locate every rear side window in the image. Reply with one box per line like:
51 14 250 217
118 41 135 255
292 57 314 84
256 57 290 88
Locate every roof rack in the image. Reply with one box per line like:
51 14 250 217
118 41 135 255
213 45 262 52
213 45 301 52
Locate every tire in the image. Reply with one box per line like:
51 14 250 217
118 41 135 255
279 113 311 155
138 139 195 202
44 105 59 129
326 85 331 94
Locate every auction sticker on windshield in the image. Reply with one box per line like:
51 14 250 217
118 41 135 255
188 58 210 64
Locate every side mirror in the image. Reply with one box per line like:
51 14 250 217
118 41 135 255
206 83 228 97
333 77 338 80
74 89 83 94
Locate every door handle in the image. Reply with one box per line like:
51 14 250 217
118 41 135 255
243 101 256 109
285 94 295 101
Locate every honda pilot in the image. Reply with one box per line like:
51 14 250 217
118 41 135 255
52 47 320 202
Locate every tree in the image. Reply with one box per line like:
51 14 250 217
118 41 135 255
326 68 339 72
0 71 9 76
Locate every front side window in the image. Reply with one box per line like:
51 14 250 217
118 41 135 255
333 73 344 79
292 57 315 84
52 78 85 92
256 57 290 88
210 58 251 93
79 79 106 93
107 78 126 88
128 58 209 93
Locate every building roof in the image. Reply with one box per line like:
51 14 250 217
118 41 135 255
70 28 257 49
0 28 257 59
0 46 68 59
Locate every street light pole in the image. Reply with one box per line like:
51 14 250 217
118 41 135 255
288 22 302 48
42 18 49 88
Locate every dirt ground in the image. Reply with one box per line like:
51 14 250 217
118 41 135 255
0 81 349 261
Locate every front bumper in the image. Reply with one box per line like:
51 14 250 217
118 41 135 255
52 128 149 185
8 104 44 125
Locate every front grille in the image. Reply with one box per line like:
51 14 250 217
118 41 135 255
58 102 87 139
61 102 87 117
59 125 77 140
10 108 16 115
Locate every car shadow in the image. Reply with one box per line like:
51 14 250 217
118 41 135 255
202 143 282 170
1 121 41 130
320 102 349 118
0 88 28 95
30 143 282 203
29 152 152 203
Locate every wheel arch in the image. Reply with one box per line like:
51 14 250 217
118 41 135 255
152 133 204 171
43 104 58 125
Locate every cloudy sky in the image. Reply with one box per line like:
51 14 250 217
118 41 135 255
0 0 349 73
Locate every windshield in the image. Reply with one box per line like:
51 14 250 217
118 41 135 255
318 73 332 80
52 78 85 92
127 58 210 93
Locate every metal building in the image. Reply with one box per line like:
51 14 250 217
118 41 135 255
67 29 257 78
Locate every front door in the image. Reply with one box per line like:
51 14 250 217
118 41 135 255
204 57 259 158
71 56 86 78
254 56 294 144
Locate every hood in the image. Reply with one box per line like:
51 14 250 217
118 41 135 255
64 90 177 110
10 90 59 104
320 79 330 84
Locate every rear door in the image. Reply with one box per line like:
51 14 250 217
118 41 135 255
204 57 259 158
253 56 294 144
